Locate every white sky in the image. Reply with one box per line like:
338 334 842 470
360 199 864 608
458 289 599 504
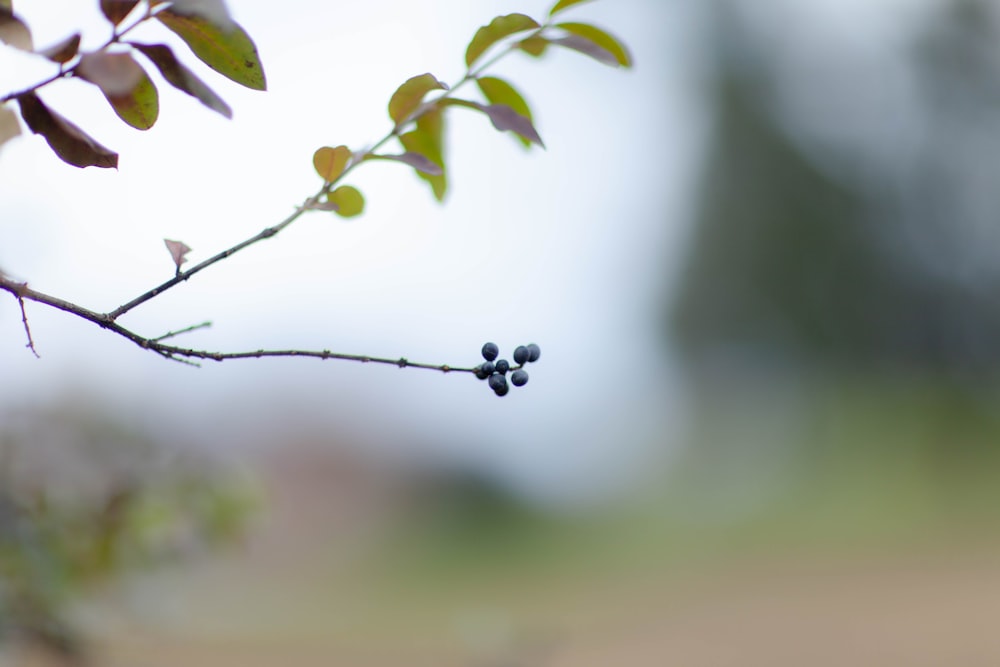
0 0 753 506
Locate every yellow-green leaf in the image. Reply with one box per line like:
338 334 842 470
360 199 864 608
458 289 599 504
555 22 632 67
312 145 351 182
77 51 159 130
327 185 364 218
518 35 549 57
387 73 447 126
156 9 266 90
399 108 447 201
549 0 592 16
477 76 534 148
465 13 540 69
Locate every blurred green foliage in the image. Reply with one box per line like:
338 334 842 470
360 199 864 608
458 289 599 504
0 404 257 663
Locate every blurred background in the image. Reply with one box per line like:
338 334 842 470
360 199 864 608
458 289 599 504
4 0 1000 664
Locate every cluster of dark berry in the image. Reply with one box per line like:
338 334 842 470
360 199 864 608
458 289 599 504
475 342 540 396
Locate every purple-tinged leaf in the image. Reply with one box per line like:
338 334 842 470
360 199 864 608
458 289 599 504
554 22 632 67
37 33 80 64
549 0 593 16
388 73 448 126
77 51 159 130
481 103 544 147
443 98 544 148
368 152 443 175
0 104 20 151
99 0 140 26
0 8 31 51
477 76 534 148
130 42 232 118
164 239 192 271
465 13 540 69
156 9 266 90
16 93 118 168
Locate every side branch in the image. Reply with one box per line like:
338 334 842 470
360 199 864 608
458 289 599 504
1 277 473 373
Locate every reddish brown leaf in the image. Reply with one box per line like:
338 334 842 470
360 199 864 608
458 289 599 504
15 93 118 168
164 239 192 271
99 0 140 26
37 33 80 64
0 7 32 51
130 42 232 118
0 104 20 152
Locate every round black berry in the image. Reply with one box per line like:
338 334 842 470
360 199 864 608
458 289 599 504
494 382 510 397
495 359 510 375
526 343 541 362
513 345 530 365
488 373 507 392
475 364 491 380
482 342 499 361
510 369 529 386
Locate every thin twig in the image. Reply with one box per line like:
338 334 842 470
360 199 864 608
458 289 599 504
153 321 212 342
14 291 40 358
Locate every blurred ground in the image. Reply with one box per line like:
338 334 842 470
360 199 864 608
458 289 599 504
8 377 1000 667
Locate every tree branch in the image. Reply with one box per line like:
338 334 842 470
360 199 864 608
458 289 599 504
0 277 476 373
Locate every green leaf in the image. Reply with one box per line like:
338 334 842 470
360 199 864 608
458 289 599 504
517 35 549 58
37 33 80 64
465 13 540 69
312 145 351 182
549 0 592 15
0 104 21 152
77 51 159 130
100 0 140 26
555 22 632 67
477 76 534 148
156 9 266 90
399 108 447 201
387 73 448 126
327 185 364 218
130 42 232 118
16 93 118 168
0 7 31 51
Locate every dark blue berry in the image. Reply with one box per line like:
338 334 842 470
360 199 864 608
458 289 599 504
495 359 510 375
494 382 510 397
482 342 499 361
511 369 529 386
475 364 491 380
526 343 541 362
481 361 495 376
513 345 530 365
488 373 507 392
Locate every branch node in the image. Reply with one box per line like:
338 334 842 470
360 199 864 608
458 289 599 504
397 358 409 368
